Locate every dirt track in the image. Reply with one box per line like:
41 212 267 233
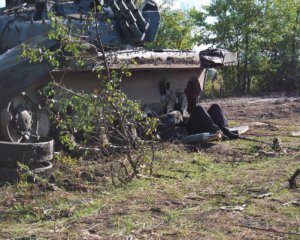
202 95 300 122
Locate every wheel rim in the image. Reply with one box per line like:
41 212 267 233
1 93 41 142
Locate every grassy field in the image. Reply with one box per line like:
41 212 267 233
0 97 299 239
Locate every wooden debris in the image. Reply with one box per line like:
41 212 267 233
220 204 246 211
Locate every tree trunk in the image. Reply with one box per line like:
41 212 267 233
246 74 251 93
291 9 299 68
242 27 250 94
235 36 241 93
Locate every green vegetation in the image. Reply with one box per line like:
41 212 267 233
21 9 157 184
145 8 193 49
148 0 300 94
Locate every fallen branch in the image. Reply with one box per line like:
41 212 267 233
239 136 300 151
289 169 300 189
237 225 300 236
136 174 160 180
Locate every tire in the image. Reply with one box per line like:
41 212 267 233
0 167 19 182
0 162 53 182
0 138 54 168
30 162 53 180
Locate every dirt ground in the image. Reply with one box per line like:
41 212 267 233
0 95 299 239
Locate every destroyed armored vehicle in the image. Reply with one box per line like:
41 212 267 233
0 0 161 142
0 0 237 144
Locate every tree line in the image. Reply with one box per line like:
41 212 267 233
146 0 300 95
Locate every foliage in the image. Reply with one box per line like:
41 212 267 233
21 11 92 68
145 8 193 49
189 0 300 94
133 0 144 8
22 8 157 184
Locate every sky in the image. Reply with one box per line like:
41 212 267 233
158 0 211 10
0 0 5 8
178 0 211 10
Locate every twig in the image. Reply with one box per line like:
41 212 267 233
87 223 102 231
93 0 111 80
149 137 155 177
238 136 272 145
117 159 130 178
48 69 84 97
237 225 300 236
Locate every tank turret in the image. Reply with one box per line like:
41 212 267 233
0 0 160 52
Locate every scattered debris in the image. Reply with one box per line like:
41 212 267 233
254 192 273 199
257 150 277 157
247 189 273 199
246 121 270 127
282 201 300 207
291 131 300 137
45 183 59 192
220 204 247 211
